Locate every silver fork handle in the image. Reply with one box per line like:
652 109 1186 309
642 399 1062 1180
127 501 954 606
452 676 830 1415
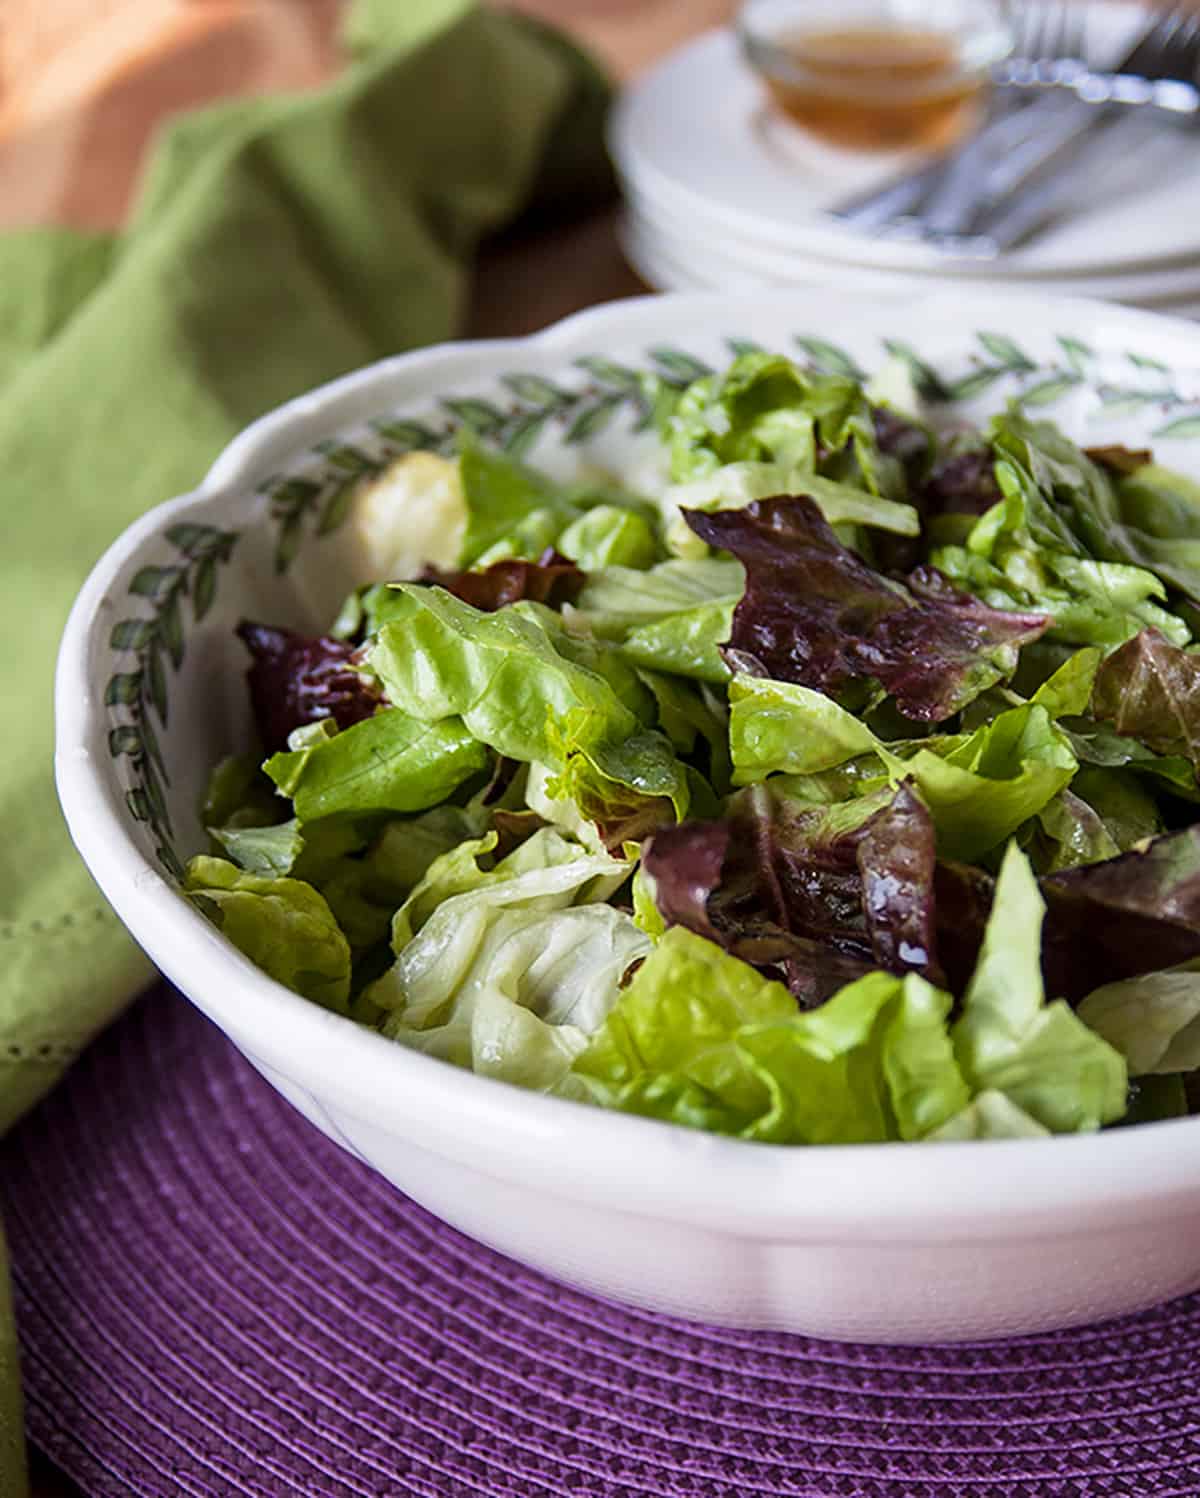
831 85 1036 229
922 91 1100 236
979 110 1185 250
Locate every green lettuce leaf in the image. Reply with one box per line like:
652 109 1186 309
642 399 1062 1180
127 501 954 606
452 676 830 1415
664 464 920 547
365 805 491 897
1069 766 1164 850
1028 790 1121 873
263 707 488 823
570 558 743 684
931 411 1189 649
730 677 1076 862
457 431 582 565
537 729 692 851
926 1091 1050 1140
572 558 744 637
201 754 280 830
1109 462 1200 610
185 855 351 1013
209 816 366 878
572 926 967 1143
618 603 736 684
570 925 800 1135
372 831 645 1090
662 351 905 500
737 970 967 1142
951 843 1127 1132
1030 647 1101 717
575 848 1126 1142
366 586 643 766
557 504 658 570
1078 962 1200 1076
636 669 732 793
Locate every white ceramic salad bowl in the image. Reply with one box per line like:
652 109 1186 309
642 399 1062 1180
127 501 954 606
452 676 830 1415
56 289 1200 1343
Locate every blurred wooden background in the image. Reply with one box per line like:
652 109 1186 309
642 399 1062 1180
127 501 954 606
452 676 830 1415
0 0 735 229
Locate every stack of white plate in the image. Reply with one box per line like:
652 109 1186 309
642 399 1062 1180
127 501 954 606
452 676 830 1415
611 4 1200 318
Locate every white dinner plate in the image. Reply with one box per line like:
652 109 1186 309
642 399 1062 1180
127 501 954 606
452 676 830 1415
623 195 1200 308
611 10 1200 280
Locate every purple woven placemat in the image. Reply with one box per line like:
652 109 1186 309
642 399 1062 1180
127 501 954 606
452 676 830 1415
3 991 1200 1498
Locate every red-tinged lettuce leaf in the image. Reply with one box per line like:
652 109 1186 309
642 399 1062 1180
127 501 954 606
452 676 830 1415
684 497 1048 721
417 548 585 612
237 622 381 754
856 783 944 983
1041 828 1200 1001
1084 445 1153 477
922 444 1004 519
868 409 934 573
872 407 934 486
642 805 872 1008
642 783 940 1006
935 825 1200 1004
541 730 693 853
1092 628 1200 766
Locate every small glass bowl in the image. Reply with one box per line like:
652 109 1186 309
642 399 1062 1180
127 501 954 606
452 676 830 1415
738 0 1014 153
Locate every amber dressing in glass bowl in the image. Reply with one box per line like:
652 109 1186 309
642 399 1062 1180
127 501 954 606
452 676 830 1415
740 1 1012 153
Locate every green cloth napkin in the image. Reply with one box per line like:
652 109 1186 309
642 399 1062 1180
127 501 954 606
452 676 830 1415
0 0 611 1132
0 2 611 1486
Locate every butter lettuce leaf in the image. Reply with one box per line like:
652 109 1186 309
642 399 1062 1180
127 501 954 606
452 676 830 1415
1110 462 1200 611
1078 962 1200 1075
931 411 1191 649
572 927 967 1144
636 669 732 793
457 431 582 565
372 830 644 1091
729 676 1076 862
927 1091 1050 1140
366 586 642 765
263 707 488 823
662 351 907 505
540 730 693 851
185 855 352 1013
951 843 1127 1132
570 926 801 1136
557 505 659 570
571 558 744 684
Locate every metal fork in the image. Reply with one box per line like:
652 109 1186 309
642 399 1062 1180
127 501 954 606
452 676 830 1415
976 10 1200 249
924 3 1200 243
831 2 1200 244
916 4 1089 237
832 0 1088 232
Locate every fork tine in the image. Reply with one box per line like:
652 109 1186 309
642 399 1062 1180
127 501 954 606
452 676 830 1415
1010 0 1046 61
1035 1 1065 68
1169 12 1200 82
1119 4 1190 79
1060 0 1089 65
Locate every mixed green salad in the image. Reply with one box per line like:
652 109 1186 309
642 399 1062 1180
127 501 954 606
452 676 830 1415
189 350 1200 1144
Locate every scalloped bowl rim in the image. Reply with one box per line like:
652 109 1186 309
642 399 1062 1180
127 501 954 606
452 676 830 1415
55 288 1200 1246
